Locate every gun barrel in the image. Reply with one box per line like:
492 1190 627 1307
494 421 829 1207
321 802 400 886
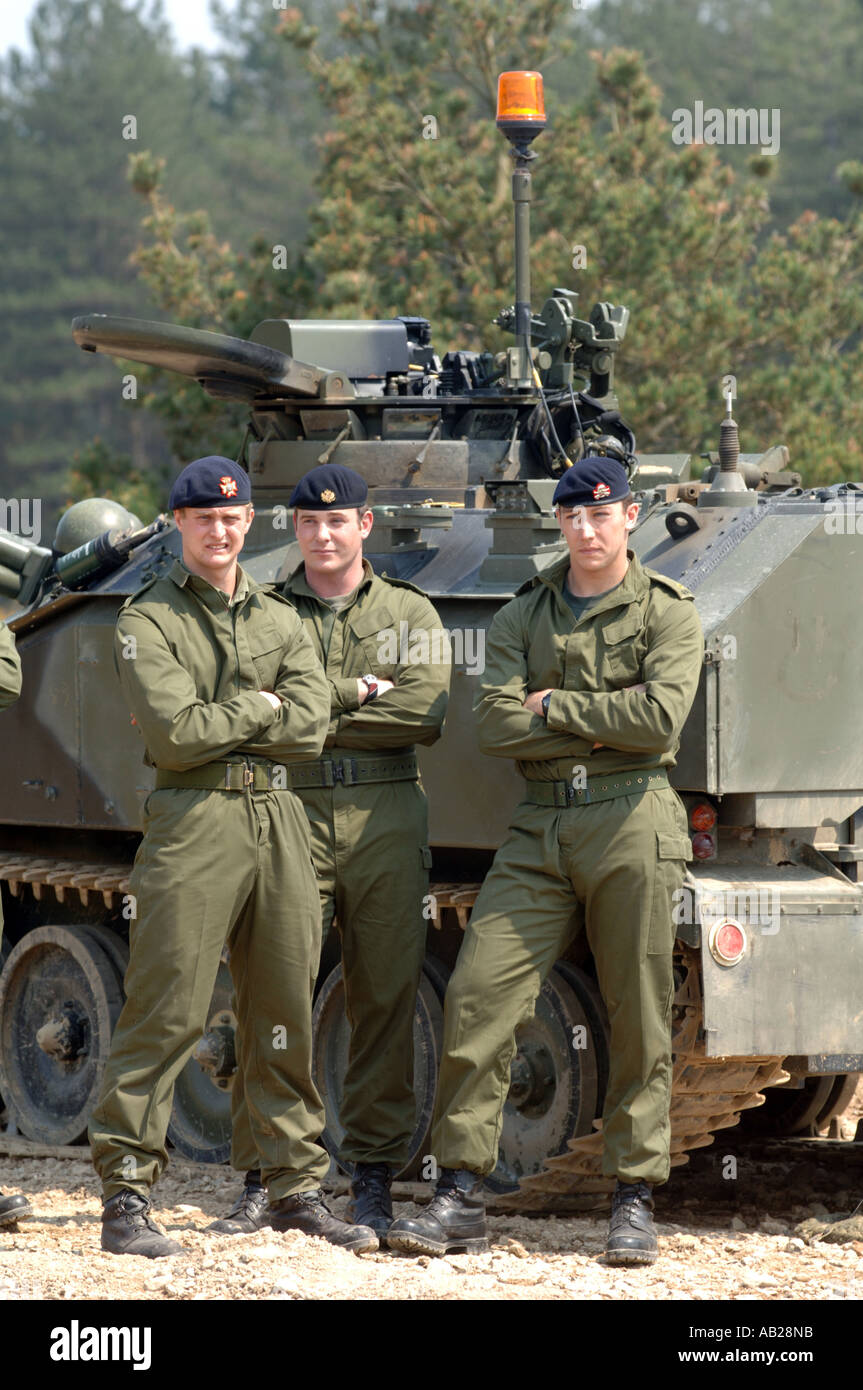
55 515 168 591
0 529 55 605
0 531 39 573
0 564 22 597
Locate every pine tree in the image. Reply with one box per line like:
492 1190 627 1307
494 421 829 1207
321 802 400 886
118 1 863 485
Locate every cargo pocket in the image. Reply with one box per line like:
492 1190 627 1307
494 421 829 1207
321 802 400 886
648 831 692 955
140 788 171 827
419 846 434 921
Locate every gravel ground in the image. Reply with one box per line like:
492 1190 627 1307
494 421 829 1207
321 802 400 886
1 1092 861 1303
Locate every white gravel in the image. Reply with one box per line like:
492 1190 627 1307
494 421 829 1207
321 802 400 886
1 1143 861 1302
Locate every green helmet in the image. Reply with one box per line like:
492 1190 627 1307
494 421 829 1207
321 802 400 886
53 498 142 555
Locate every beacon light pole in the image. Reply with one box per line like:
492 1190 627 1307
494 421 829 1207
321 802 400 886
495 71 547 389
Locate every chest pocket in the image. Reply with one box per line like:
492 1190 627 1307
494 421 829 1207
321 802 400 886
600 607 646 687
349 605 395 674
248 620 287 688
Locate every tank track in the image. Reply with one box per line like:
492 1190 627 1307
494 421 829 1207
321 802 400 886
0 857 478 919
0 858 792 1209
500 946 790 1212
431 893 792 1213
0 851 131 909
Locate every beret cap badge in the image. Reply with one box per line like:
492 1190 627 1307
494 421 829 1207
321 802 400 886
288 463 369 510
552 455 629 510
168 455 251 510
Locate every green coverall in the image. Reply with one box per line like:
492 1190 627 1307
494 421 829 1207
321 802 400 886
88 561 332 1201
0 622 22 939
431 551 703 1184
231 559 450 1171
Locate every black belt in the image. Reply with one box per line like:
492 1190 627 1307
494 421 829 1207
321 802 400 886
524 768 669 808
287 754 418 790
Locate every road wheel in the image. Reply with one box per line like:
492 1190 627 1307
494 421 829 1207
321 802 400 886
166 956 235 1164
312 958 444 1179
487 964 609 1192
0 925 124 1144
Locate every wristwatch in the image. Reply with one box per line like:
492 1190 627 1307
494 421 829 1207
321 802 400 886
541 692 552 720
361 673 380 702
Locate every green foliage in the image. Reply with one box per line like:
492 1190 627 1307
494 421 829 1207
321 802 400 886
9 0 862 506
0 0 181 502
65 436 168 522
272 3 863 482
278 0 574 336
587 0 863 226
0 0 323 511
122 148 315 463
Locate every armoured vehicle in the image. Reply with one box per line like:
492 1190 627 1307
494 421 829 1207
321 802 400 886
0 73 860 1207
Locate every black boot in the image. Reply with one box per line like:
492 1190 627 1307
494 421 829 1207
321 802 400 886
606 1180 658 1266
269 1189 378 1254
207 1170 270 1236
0 1191 32 1228
101 1190 184 1259
387 1168 488 1256
344 1163 393 1240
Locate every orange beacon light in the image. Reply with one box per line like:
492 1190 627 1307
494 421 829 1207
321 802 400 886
496 72 547 144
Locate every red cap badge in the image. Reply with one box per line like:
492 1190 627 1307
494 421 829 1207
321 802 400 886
219 476 239 497
592 482 611 500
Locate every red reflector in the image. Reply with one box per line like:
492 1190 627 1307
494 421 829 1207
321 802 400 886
691 832 715 859
709 918 748 966
690 802 717 832
716 921 745 958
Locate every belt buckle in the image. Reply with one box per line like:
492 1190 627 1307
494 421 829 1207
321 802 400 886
331 760 344 785
243 765 254 788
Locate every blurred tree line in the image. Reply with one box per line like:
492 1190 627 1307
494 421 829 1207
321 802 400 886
0 0 332 523
2 0 862 530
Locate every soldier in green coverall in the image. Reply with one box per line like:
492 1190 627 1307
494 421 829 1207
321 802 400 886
389 455 703 1265
211 463 450 1241
0 623 21 713
0 621 29 1230
88 456 378 1258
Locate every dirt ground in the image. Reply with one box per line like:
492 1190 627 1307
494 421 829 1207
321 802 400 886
1 1085 861 1303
